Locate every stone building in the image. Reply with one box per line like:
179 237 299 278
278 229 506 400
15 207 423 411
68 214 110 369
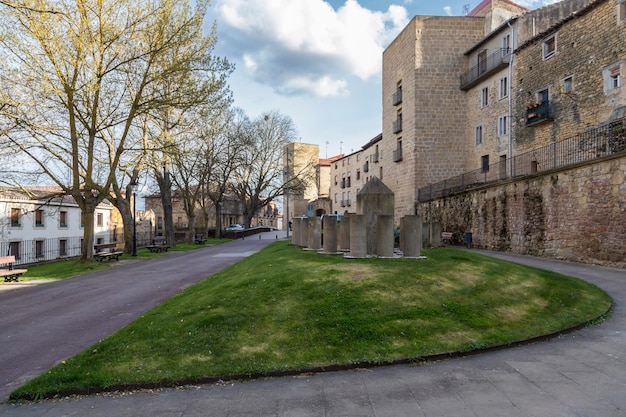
513 0 626 151
329 133 381 215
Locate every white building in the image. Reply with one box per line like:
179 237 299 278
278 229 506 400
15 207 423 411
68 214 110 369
0 187 116 264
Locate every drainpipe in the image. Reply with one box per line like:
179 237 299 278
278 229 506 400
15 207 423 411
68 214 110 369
507 20 515 177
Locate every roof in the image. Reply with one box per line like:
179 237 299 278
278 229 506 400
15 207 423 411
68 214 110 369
319 154 344 165
468 0 529 17
361 133 383 151
516 0 607 53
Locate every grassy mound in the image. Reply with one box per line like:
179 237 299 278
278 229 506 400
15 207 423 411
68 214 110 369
11 242 612 401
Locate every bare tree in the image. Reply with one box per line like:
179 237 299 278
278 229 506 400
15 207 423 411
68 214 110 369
231 110 307 228
0 0 231 260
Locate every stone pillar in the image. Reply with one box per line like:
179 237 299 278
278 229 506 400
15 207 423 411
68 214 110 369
291 217 301 246
338 213 351 252
431 222 442 247
300 217 309 247
376 215 394 257
356 177 394 255
422 222 430 247
348 215 367 258
322 215 339 253
307 216 321 250
402 215 422 257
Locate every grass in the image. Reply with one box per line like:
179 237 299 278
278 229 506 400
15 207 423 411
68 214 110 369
11 242 612 400
13 238 231 282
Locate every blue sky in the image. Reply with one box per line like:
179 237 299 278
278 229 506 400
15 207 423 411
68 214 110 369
206 0 559 157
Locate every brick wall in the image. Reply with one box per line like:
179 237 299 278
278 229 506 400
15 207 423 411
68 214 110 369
417 155 626 268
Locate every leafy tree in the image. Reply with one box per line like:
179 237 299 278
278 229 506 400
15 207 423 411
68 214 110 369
0 0 231 259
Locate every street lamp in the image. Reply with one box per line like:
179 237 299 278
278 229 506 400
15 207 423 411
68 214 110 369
130 180 138 257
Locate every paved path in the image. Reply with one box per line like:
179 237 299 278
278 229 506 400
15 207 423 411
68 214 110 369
1 246 625 417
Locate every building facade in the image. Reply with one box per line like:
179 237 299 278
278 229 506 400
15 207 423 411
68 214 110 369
0 187 116 264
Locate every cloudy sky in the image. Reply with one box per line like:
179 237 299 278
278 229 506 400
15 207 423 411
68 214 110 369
206 0 560 157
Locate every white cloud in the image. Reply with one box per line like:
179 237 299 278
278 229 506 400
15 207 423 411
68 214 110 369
443 6 452 16
214 0 409 97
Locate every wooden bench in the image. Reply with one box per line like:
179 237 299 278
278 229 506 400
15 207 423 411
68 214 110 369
93 243 123 262
193 234 207 244
0 256 27 282
441 232 454 244
146 237 170 253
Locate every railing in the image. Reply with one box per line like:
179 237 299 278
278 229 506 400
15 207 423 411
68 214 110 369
460 48 511 90
418 117 626 202
393 119 402 134
392 89 403 106
393 148 403 162
0 232 155 266
526 101 554 126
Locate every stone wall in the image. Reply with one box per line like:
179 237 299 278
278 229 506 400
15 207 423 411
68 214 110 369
514 0 626 151
416 155 626 268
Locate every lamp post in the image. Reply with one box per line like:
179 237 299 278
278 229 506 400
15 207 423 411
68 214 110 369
130 180 138 257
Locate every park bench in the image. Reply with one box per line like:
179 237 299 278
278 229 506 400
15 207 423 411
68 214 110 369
441 232 453 244
0 256 28 282
93 243 123 262
146 236 170 253
193 234 207 244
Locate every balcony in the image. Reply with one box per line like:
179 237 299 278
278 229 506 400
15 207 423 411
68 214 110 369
525 101 554 126
393 119 402 134
393 148 403 162
392 89 402 106
460 48 511 91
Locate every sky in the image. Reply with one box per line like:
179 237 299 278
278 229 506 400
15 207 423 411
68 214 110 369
206 0 561 157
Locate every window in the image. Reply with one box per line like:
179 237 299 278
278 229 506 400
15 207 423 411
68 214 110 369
9 241 20 260
35 240 44 259
502 34 511 55
480 87 488 108
35 209 44 227
10 208 20 227
498 115 509 137
475 125 483 145
610 67 622 89
543 34 556 60
537 88 549 104
157 216 163 229
379 166 383 181
60 211 68 228
97 212 103 227
334 175 337 185
59 239 67 257
603 64 623 92
478 50 487 75
563 76 573 93
356 169 360 180
481 155 490 173
80 212 85 228
499 76 508 99
618 0 626 23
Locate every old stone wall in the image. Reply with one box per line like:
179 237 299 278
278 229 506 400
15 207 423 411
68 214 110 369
416 155 626 268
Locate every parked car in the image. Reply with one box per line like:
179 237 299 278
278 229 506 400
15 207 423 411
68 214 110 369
225 224 244 231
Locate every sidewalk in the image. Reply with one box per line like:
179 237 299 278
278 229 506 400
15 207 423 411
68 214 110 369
1 246 625 417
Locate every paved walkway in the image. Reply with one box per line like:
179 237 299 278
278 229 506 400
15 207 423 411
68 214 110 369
1 244 625 417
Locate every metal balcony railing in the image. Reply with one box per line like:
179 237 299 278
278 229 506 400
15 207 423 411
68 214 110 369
393 148 403 162
417 116 626 202
460 48 511 91
393 119 402 134
526 101 554 126
392 89 402 106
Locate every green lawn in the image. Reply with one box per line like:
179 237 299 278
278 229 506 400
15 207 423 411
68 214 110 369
15 238 231 282
11 242 612 401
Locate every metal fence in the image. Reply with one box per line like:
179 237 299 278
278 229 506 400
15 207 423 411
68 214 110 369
418 117 626 202
1 231 155 267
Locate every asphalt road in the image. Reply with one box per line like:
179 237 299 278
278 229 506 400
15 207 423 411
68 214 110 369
0 232 285 401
